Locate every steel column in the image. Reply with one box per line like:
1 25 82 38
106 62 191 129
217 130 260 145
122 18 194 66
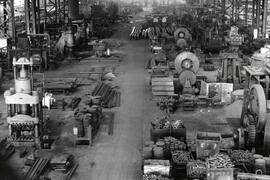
262 0 269 37
256 0 260 32
31 0 37 34
25 0 30 34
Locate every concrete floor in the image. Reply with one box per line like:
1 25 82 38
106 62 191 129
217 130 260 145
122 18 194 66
0 14 243 180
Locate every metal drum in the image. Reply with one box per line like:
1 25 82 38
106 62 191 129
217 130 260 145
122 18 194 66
255 158 266 174
153 146 164 159
143 147 153 159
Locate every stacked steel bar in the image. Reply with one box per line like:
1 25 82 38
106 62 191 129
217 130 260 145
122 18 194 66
24 158 49 180
92 82 121 108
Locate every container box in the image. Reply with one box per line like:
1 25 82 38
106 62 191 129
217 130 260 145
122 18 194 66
196 132 221 160
207 168 233 180
150 127 186 142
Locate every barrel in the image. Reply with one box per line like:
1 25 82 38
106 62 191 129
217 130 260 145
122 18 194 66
264 157 270 175
254 154 264 159
156 140 165 148
153 146 164 159
143 147 153 159
144 141 154 147
255 159 266 174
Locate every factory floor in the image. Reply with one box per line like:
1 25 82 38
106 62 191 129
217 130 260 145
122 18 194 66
0 18 243 180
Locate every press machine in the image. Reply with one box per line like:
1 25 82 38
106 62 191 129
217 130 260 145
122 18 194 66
4 57 44 147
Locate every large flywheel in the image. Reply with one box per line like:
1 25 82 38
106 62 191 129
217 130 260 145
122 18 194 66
174 51 200 73
249 84 267 132
174 27 192 41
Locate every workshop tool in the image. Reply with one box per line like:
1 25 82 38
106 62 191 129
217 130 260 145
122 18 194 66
4 57 45 147
24 158 49 180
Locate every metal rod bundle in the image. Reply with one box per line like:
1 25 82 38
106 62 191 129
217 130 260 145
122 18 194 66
24 158 49 180
92 82 121 108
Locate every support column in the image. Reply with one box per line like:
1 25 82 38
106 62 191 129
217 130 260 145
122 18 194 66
25 0 30 34
245 0 248 25
43 0 47 31
252 0 256 27
263 0 268 37
31 0 37 34
256 0 261 32
68 0 79 20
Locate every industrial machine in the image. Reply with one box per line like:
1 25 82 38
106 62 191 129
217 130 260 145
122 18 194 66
174 27 192 49
218 52 243 89
89 40 109 57
4 57 44 147
174 51 200 110
9 33 52 72
218 26 245 89
239 49 270 155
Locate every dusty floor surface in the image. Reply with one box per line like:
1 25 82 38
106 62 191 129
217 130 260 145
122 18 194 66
0 14 243 180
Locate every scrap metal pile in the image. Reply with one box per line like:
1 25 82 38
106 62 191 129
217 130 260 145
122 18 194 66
129 23 176 40
151 117 184 130
92 82 121 108
206 153 234 169
229 150 254 165
143 174 170 180
171 150 191 165
186 160 207 179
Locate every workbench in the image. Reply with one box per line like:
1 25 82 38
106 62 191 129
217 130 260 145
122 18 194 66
43 78 78 95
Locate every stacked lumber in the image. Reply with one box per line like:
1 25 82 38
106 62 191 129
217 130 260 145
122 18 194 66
92 82 121 108
151 77 174 96
24 158 49 180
